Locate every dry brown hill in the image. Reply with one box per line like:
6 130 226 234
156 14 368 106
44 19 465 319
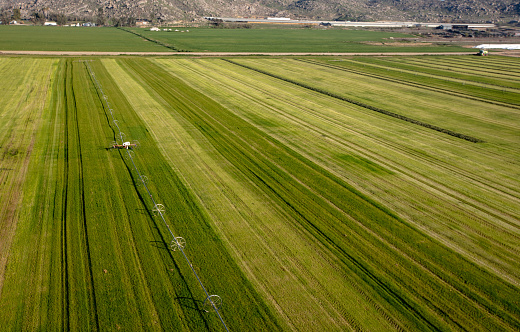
1 0 519 24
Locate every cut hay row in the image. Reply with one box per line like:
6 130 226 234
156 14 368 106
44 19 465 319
412 56 520 76
313 58 520 103
387 56 520 82
367 56 520 90
227 58 520 148
225 59 485 143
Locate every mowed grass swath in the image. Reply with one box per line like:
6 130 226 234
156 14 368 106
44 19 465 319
0 54 519 332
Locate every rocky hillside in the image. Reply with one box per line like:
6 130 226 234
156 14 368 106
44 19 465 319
1 0 519 24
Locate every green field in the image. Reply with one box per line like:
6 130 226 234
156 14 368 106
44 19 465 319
0 55 519 331
126 27 471 53
0 25 473 53
0 26 171 52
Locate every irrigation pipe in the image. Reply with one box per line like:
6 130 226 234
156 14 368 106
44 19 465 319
85 61 230 332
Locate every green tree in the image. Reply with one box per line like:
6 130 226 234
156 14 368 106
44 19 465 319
31 11 46 25
0 10 10 25
96 7 105 26
126 16 136 27
13 8 21 21
56 13 67 25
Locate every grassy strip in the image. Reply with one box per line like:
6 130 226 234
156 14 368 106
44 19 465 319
126 58 520 331
224 59 484 143
0 59 49 294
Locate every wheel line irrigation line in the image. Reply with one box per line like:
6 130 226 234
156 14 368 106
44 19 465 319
84 61 230 332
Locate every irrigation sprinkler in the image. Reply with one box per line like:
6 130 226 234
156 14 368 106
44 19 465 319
125 150 135 160
131 140 140 149
170 237 186 251
202 295 222 313
152 203 165 216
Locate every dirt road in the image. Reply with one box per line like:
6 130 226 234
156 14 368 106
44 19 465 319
0 50 477 56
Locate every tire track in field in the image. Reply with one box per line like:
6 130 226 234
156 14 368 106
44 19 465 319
66 60 100 331
224 59 485 143
61 60 71 330
170 60 520 286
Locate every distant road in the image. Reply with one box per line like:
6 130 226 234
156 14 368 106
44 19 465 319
0 50 477 56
